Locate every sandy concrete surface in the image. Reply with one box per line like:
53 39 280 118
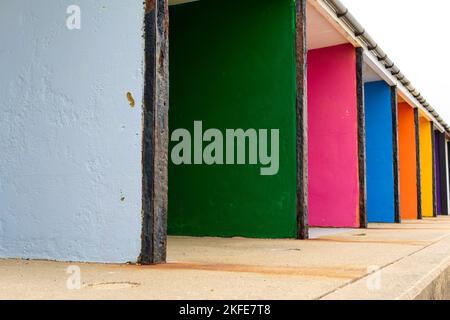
1 217 450 300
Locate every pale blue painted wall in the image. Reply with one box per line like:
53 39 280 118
0 1 145 262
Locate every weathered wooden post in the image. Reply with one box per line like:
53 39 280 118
140 0 170 265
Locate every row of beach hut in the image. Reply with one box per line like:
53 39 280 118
160 0 450 251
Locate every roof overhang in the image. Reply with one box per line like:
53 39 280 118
308 0 446 133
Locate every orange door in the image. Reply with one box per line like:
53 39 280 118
398 103 418 220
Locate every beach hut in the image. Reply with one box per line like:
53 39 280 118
364 79 400 223
418 114 435 217
2 0 450 265
433 129 449 215
165 0 308 239
306 3 365 228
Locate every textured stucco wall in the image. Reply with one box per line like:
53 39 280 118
0 1 145 262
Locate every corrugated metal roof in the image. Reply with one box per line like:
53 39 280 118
321 0 450 134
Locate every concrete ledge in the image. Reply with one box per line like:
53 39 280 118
0 217 449 299
413 256 450 300
321 225 450 300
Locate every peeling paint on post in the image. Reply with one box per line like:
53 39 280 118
356 47 367 229
140 0 169 265
391 87 401 223
295 0 309 239
414 108 423 219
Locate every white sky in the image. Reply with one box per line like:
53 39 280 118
341 0 450 124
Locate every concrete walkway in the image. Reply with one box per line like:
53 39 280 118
1 217 450 300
